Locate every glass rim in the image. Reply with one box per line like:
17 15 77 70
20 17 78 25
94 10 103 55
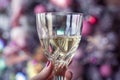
36 12 83 15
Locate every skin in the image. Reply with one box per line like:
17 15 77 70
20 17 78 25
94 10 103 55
31 61 72 80
31 48 83 80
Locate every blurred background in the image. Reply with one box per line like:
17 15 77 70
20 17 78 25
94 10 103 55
0 0 120 80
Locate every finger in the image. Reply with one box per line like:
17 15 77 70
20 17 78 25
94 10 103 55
64 71 72 80
31 61 53 80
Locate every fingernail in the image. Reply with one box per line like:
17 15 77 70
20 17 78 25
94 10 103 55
46 61 50 67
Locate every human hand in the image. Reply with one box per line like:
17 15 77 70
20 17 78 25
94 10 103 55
31 61 72 80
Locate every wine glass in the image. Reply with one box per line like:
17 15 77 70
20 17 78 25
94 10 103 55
36 12 83 80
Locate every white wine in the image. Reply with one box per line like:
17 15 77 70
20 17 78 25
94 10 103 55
40 35 81 64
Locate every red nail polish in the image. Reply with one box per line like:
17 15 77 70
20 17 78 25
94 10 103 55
46 61 50 67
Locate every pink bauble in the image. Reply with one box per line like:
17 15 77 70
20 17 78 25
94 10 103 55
88 16 97 24
100 64 112 77
50 0 72 9
34 5 46 14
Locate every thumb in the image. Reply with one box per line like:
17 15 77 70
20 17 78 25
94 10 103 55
31 61 53 80
64 70 72 80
